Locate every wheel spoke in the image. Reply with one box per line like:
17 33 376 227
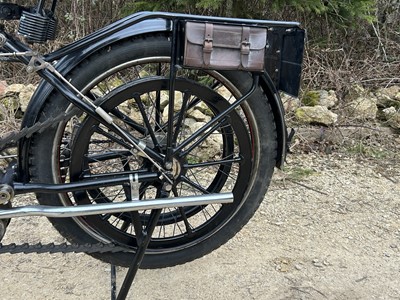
180 175 210 194
133 93 162 151
109 107 147 134
183 154 241 169
172 91 191 145
93 125 132 149
177 118 228 157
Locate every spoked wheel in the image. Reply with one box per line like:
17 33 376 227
29 34 278 268
68 77 252 250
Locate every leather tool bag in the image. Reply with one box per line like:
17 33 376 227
183 21 267 72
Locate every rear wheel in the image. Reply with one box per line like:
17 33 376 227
28 34 278 268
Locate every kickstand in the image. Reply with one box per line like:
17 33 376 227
110 209 162 300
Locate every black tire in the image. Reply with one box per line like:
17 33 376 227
28 34 277 268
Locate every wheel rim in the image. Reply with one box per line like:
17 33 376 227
66 77 253 251
50 54 260 254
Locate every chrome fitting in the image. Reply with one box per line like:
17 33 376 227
0 184 14 204
0 33 7 47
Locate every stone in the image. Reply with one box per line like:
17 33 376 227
194 101 213 116
0 95 19 121
162 93 184 120
295 105 338 126
382 107 400 129
0 83 37 113
216 85 232 99
319 90 338 108
185 121 222 161
281 93 301 113
346 84 367 102
3 83 25 95
375 85 400 109
348 95 378 120
301 90 338 109
18 84 36 112
129 108 143 123
189 109 211 122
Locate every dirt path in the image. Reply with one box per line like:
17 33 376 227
1 153 399 300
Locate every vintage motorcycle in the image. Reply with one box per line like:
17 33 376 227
0 0 304 297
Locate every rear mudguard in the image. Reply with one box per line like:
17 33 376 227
18 15 289 182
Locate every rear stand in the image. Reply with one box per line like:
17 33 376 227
110 209 162 300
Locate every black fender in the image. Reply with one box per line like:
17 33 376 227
18 15 288 181
20 18 172 129
259 73 287 169
18 18 172 182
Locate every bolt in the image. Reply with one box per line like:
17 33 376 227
163 183 173 192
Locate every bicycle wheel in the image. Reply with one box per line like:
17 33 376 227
28 34 278 268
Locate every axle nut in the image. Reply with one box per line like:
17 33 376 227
0 185 14 204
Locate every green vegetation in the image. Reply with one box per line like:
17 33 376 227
346 143 389 159
283 166 316 180
1 1 398 94
302 91 320 106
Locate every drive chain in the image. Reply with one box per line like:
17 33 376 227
0 107 80 152
0 242 131 254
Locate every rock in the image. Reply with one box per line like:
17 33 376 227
162 93 184 120
344 84 378 120
183 118 197 128
4 83 26 94
0 83 37 114
189 109 211 122
216 85 231 99
129 108 143 123
281 93 301 113
346 84 367 102
295 105 338 126
0 96 19 111
382 106 400 129
347 95 378 120
184 121 222 160
375 86 400 109
319 90 338 108
383 107 397 115
194 101 213 116
18 84 36 112
301 90 338 109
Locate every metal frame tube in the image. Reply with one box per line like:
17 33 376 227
13 172 159 194
0 192 233 219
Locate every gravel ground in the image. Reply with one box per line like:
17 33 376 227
0 151 399 300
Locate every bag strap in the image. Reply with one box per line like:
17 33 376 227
240 26 251 69
203 23 213 66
